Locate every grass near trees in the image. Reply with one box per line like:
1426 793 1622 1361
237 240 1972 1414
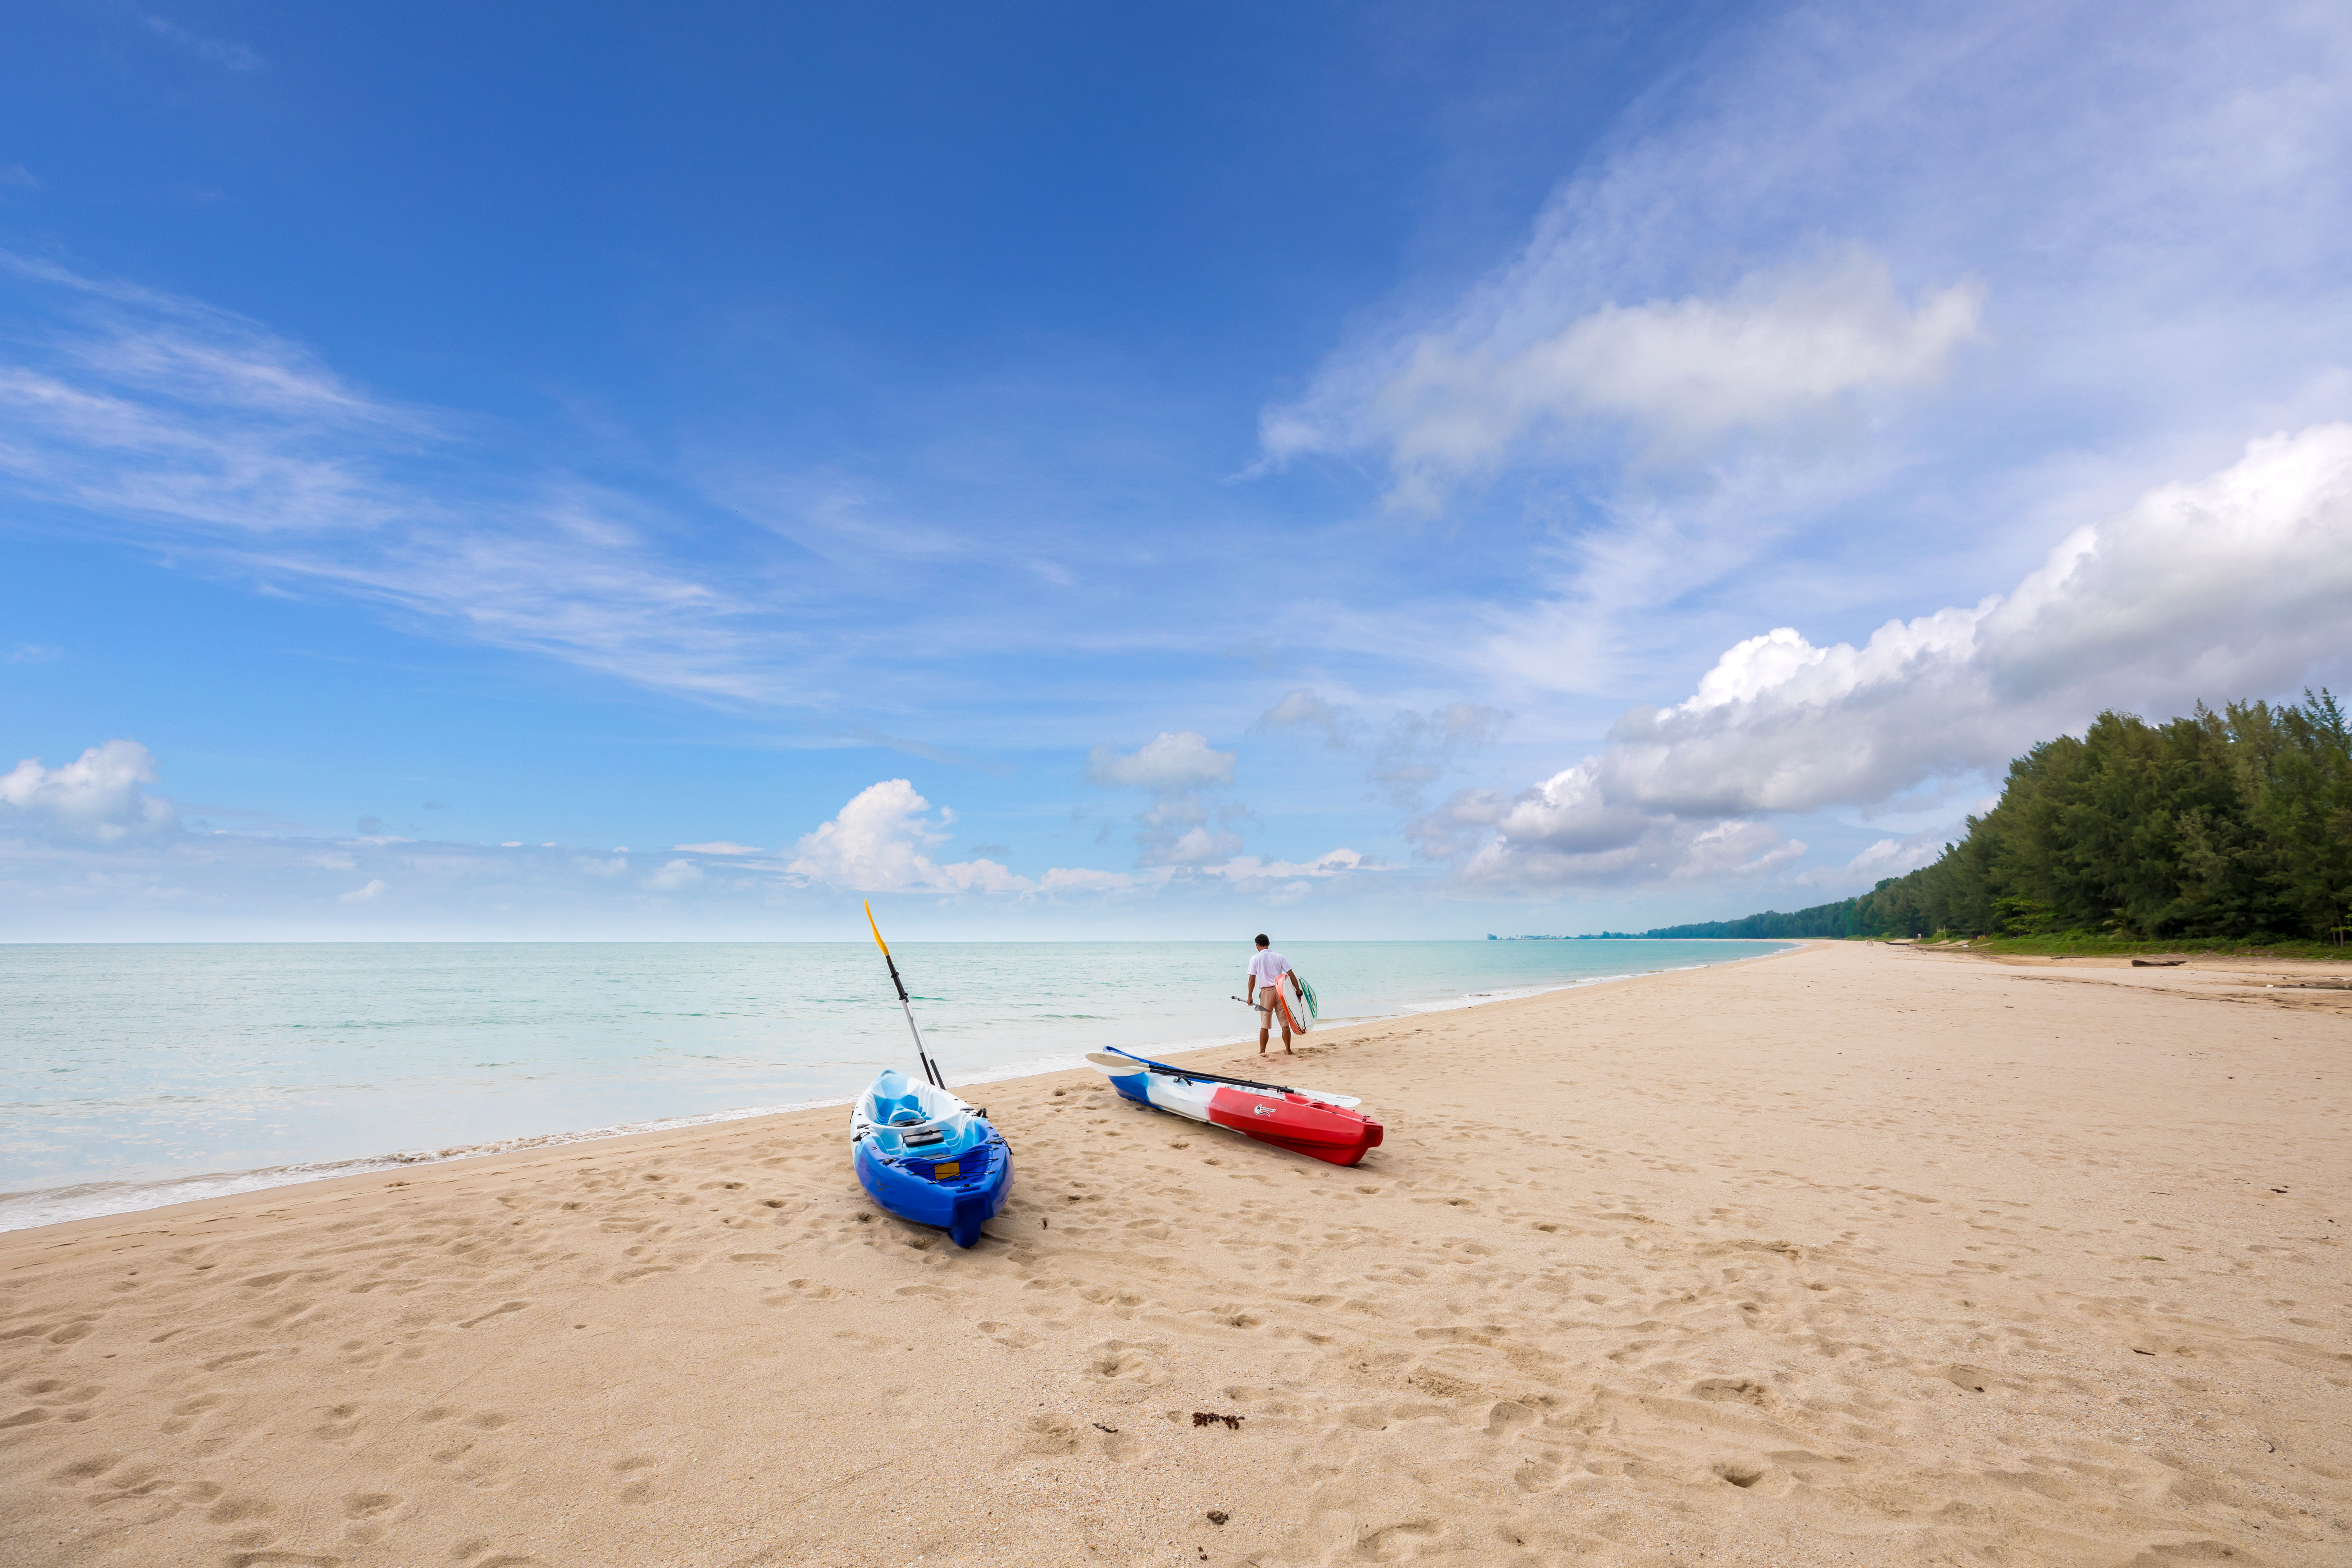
1891 932 2348 961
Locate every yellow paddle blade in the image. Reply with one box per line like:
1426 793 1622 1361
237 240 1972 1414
864 899 891 957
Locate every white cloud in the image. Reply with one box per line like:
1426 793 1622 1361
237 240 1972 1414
1803 827 1954 888
139 10 266 72
1263 250 1981 512
1198 848 1370 883
1145 826 1245 866
672 840 761 855
0 739 179 846
1253 690 1354 747
788 780 956 891
1036 865 1142 894
1607 424 2352 816
1086 731 1235 791
1443 425 2352 887
646 859 702 891
337 878 387 903
785 780 1038 895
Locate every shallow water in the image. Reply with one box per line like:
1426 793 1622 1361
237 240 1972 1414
0 939 1788 1228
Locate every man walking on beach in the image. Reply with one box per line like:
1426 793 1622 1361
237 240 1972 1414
1246 933 1303 1055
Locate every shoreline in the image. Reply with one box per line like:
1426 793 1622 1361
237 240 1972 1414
0 942 1799 1236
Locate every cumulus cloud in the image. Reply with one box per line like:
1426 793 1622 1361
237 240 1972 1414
788 780 955 891
1088 731 1252 867
337 878 387 903
785 780 1031 894
1086 731 1235 791
0 739 179 846
646 859 702 891
1263 250 1981 511
1440 425 2352 887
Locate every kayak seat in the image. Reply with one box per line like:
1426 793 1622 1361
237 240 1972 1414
872 1092 928 1126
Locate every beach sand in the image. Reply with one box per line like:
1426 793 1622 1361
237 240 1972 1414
3 940 2347 1566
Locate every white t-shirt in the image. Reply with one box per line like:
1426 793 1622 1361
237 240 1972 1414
1247 950 1291 990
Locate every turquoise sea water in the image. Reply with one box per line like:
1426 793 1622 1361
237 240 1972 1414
0 939 1789 1229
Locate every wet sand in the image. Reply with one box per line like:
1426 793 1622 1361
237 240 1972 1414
2 939 2347 1566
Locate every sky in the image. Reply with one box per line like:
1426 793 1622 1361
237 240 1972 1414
3 0 2349 940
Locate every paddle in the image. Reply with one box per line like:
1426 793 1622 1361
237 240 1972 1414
1086 1049 1298 1096
865 900 946 1092
1236 987 1310 1034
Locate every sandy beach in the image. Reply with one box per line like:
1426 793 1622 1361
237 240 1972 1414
3 940 2347 1567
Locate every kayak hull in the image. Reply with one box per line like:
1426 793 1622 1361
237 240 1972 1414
853 1133 1011 1247
851 1070 1013 1247
1095 1059 1382 1167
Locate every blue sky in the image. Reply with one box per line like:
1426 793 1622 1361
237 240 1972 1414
4 0 2350 939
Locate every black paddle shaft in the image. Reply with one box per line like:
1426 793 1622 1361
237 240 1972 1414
866 909 947 1092
1116 1050 1296 1096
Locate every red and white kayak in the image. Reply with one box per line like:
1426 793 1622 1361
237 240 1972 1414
1085 1049 1383 1167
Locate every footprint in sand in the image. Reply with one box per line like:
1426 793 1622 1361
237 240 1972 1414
611 1455 661 1502
1692 1378 1773 1407
1484 1400 1535 1438
1090 1341 1168 1383
979 1321 1040 1349
311 1402 364 1441
1352 1518 1444 1561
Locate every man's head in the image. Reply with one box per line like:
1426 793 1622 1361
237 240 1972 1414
1254 933 1269 949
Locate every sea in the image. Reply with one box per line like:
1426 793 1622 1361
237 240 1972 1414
0 939 1789 1232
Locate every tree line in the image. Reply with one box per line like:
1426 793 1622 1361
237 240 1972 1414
1626 691 2351 943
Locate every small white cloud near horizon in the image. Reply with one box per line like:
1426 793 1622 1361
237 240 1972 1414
646 859 702 891
337 878 387 903
672 840 762 855
0 739 179 846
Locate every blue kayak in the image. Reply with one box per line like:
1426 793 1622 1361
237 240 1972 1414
850 1068 1012 1248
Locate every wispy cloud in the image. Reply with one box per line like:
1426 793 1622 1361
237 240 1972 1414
0 255 799 704
1264 250 1981 513
137 9 265 72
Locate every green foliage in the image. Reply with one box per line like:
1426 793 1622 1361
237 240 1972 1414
1649 690 2352 944
1638 900 1876 939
